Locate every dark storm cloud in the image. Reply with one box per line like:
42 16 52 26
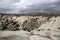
0 0 60 14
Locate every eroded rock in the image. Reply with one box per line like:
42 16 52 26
29 35 51 40
22 18 40 31
0 31 30 40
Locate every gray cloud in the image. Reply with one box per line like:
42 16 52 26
0 0 60 14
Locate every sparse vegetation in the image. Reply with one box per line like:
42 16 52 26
0 14 60 31
22 18 40 32
0 14 20 31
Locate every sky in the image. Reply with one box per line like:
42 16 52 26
0 0 60 14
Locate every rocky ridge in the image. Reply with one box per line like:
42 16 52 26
0 14 60 40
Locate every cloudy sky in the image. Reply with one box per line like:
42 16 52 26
0 0 60 14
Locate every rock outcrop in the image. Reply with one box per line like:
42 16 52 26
0 14 60 40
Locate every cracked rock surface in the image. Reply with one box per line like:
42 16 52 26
0 14 60 40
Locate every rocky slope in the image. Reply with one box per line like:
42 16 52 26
0 14 60 40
